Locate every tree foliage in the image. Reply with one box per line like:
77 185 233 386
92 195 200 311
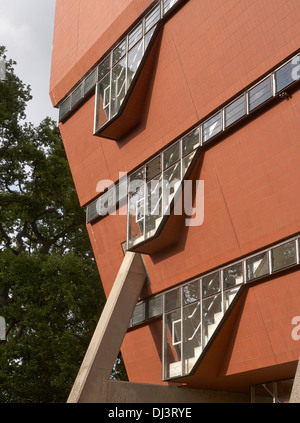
0 47 110 402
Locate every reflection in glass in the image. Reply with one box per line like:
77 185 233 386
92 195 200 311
164 309 182 378
112 40 126 66
132 302 146 325
202 294 222 347
145 177 163 238
203 112 222 142
111 57 127 117
163 162 181 212
148 296 162 319
128 186 144 247
225 95 246 127
202 272 219 298
275 57 300 92
223 262 244 289
127 40 144 86
183 302 201 373
163 141 180 169
249 77 272 111
182 128 200 156
247 252 269 281
128 23 143 50
224 287 240 312
165 289 181 312
272 241 297 272
95 73 111 129
183 280 200 305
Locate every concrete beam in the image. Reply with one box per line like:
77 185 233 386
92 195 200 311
289 358 300 403
67 252 147 403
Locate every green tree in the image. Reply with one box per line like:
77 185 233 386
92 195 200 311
0 47 107 402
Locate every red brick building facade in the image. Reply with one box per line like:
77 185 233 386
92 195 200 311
50 0 300 402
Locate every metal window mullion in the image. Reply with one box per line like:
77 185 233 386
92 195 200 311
220 269 224 316
296 237 299 264
180 287 184 376
199 124 203 147
268 249 273 274
162 294 166 380
245 91 250 115
271 72 276 97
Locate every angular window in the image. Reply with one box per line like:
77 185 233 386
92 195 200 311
182 128 200 157
223 262 244 289
246 252 269 281
225 95 246 128
183 280 200 305
132 302 146 325
249 76 272 111
165 288 181 312
147 295 162 319
202 272 220 298
71 84 83 108
202 293 222 347
203 112 222 142
94 8 162 139
84 69 97 95
271 240 297 272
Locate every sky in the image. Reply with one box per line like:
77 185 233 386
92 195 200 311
0 0 58 126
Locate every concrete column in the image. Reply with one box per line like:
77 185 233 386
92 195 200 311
289 358 300 403
67 252 147 403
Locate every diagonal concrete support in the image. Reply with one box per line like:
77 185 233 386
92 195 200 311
289 358 300 403
67 252 147 403
67 251 250 403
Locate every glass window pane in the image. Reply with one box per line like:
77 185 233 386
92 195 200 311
163 141 180 169
145 177 162 238
223 262 244 289
84 69 97 95
203 112 222 142
129 167 144 192
127 40 143 87
132 302 146 325
98 55 110 80
163 0 179 14
183 302 201 373
97 188 116 216
182 128 200 157
112 40 126 66
59 96 71 121
164 309 182 378
249 77 272 111
272 240 297 272
116 178 127 203
276 56 300 92
147 296 162 319
202 294 222 346
86 200 98 223
224 286 240 312
145 4 160 33
163 161 181 212
182 151 196 177
183 280 200 305
165 289 181 312
146 155 161 181
128 23 143 50
95 73 111 129
225 95 246 128
71 84 83 108
111 57 127 117
145 25 156 50
246 252 269 281
202 272 220 298
128 185 144 247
